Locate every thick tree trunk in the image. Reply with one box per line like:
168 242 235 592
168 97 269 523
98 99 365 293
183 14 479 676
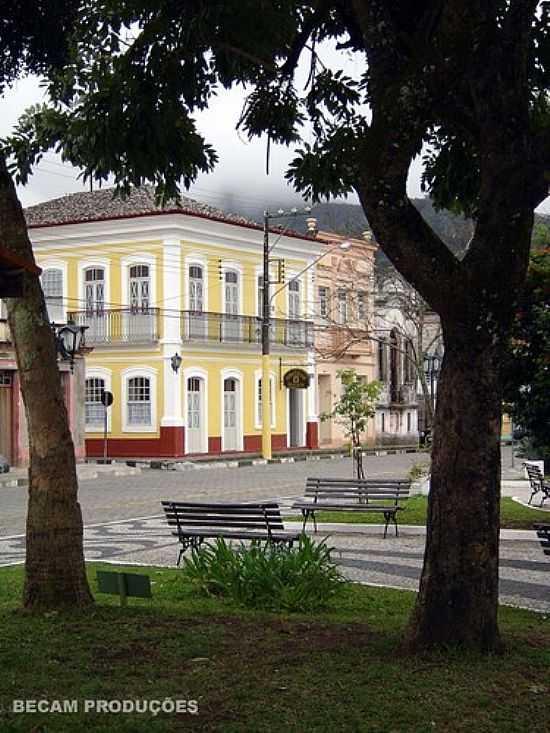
405 327 503 652
0 155 92 609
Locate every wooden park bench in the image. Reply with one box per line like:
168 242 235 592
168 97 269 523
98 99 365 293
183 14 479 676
524 463 550 507
533 523 550 558
161 501 301 565
291 477 410 538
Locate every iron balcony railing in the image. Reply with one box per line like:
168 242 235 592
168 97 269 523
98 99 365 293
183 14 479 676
68 308 161 345
181 310 314 349
66 308 313 348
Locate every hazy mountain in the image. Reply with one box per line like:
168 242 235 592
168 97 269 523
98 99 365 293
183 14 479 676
223 197 549 272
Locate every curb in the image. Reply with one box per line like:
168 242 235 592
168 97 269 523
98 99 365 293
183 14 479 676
0 465 141 489
292 522 542 542
140 452 352 472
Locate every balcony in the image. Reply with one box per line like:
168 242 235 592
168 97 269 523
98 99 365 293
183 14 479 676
66 308 314 349
68 308 161 345
181 311 314 349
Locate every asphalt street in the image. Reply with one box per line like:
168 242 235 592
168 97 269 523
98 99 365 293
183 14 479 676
0 452 429 536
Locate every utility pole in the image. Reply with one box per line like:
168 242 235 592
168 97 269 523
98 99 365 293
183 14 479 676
261 211 272 460
261 205 325 460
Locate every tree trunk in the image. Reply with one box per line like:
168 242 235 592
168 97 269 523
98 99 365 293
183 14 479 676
405 326 502 652
0 154 92 609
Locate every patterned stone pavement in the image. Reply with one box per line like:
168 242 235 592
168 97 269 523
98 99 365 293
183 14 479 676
2 504 549 614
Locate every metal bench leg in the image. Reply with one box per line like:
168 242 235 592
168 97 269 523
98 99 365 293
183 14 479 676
301 509 307 531
383 511 390 539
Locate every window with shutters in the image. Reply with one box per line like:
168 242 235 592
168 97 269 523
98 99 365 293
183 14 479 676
337 289 347 324
189 265 204 312
85 378 105 428
84 268 105 315
127 376 151 426
42 268 64 322
129 264 150 312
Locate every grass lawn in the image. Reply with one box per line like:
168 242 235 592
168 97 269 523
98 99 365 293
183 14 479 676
1 564 550 732
287 496 550 529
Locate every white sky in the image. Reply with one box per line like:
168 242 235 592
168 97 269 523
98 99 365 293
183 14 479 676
2 68 548 216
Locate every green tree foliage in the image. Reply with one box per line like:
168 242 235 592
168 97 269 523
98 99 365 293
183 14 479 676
4 0 550 649
322 369 381 450
504 248 550 456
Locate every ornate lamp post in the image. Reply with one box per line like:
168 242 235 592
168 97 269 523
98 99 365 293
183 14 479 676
423 353 441 436
54 322 88 372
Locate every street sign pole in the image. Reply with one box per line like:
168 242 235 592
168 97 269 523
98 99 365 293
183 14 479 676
100 390 114 462
103 403 108 461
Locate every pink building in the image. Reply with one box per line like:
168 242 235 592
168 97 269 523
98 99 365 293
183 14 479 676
0 311 86 467
313 229 378 447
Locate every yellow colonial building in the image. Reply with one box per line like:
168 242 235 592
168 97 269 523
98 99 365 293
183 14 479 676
25 187 321 459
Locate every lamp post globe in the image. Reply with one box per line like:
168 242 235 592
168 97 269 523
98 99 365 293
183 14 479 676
56 322 88 371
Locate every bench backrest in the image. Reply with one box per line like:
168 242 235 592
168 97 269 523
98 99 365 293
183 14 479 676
534 523 550 556
305 477 410 504
161 501 284 538
525 463 544 489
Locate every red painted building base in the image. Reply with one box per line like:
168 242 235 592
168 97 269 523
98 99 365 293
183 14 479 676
306 421 319 449
86 426 185 458
85 429 320 459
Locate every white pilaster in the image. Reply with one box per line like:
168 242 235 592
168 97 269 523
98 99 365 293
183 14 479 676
160 238 184 427
306 350 318 423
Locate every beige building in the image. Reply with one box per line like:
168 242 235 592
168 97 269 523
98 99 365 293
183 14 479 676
312 228 378 447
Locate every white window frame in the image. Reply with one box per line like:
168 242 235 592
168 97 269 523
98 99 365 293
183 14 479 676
287 274 302 319
221 261 244 315
220 368 244 452
84 367 112 433
40 259 67 323
254 369 276 429
337 288 348 324
78 258 111 311
122 367 157 433
184 256 209 312
121 253 157 309
183 366 209 453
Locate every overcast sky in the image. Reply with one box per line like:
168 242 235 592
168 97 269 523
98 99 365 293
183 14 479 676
2 70 549 217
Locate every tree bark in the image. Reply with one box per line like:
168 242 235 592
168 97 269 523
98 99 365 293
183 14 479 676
0 153 92 609
405 326 503 651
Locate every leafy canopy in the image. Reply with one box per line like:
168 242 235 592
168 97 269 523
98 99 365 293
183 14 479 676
6 1 549 211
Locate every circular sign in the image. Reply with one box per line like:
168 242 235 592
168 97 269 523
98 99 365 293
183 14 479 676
283 368 310 389
100 390 114 407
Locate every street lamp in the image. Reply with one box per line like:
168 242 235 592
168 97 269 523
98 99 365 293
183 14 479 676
261 207 350 460
170 352 183 373
54 321 88 372
423 353 441 432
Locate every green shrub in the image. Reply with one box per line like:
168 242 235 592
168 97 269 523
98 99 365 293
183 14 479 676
180 535 345 613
